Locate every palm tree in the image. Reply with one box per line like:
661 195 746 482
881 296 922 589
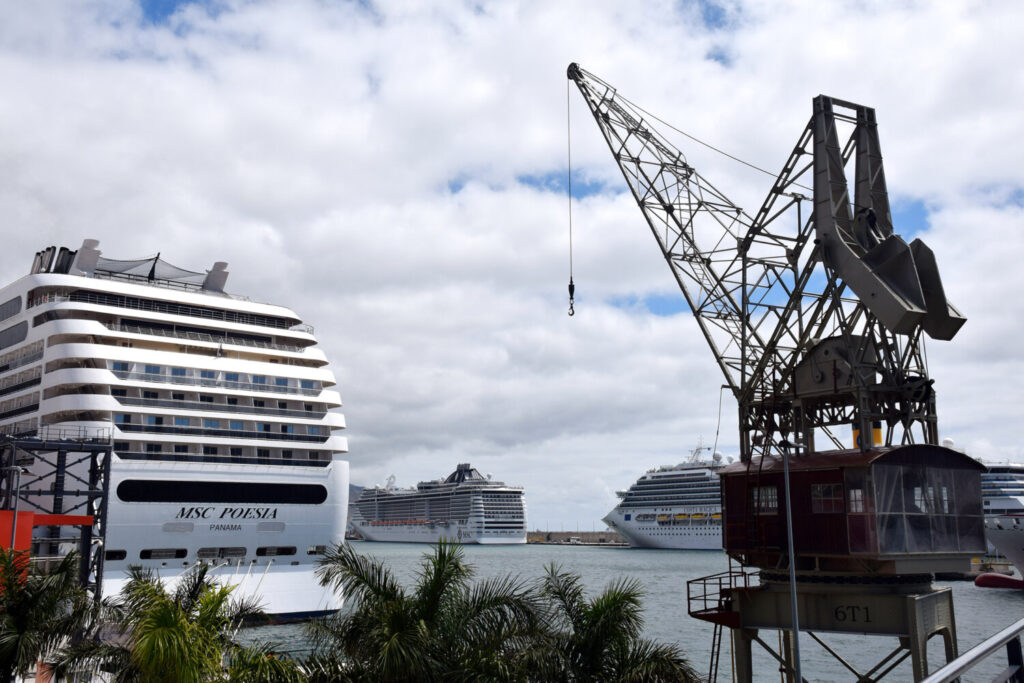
308 540 546 682
54 563 270 683
0 549 92 683
535 564 701 682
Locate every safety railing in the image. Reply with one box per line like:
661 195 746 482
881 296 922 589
114 396 327 419
103 323 306 353
922 616 1024 683
112 370 321 396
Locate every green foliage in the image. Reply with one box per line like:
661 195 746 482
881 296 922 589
0 549 93 682
308 541 701 683
54 564 289 683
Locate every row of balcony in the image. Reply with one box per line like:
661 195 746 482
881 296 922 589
112 370 321 396
102 322 307 354
114 395 327 419
116 423 330 443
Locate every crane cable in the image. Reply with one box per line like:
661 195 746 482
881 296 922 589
566 79 575 316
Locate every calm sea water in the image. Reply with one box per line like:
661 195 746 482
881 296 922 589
240 541 1024 682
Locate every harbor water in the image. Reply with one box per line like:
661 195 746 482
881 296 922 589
241 541 1024 682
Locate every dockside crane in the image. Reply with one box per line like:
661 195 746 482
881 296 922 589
567 63 983 681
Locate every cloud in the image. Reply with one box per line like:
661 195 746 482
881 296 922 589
0 0 1020 529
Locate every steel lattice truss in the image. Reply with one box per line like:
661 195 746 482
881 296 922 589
568 64 963 462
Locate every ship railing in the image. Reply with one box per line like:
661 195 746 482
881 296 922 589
686 567 759 626
111 370 322 396
921 615 1024 683
103 323 307 353
114 396 327 420
34 425 112 443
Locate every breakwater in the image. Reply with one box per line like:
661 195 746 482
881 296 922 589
527 529 626 545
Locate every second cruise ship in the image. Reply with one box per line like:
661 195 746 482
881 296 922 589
349 463 527 544
603 446 725 550
0 239 349 619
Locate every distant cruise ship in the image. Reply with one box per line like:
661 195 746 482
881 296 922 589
0 240 349 620
350 463 526 544
982 462 1024 578
603 446 725 550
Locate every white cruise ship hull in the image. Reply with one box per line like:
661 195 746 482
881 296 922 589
985 515 1024 578
603 507 722 550
102 457 348 619
352 519 526 545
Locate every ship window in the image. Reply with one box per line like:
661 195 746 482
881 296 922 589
752 486 778 514
307 545 327 555
143 391 158 399
252 375 266 385
257 546 296 557
145 444 162 453
282 450 292 459
114 441 129 451
171 368 186 377
140 548 187 560
300 380 314 390
117 480 329 504
174 445 189 453
111 388 127 397
811 484 844 513
198 547 246 559
257 449 270 458
147 416 163 426
258 423 271 432
0 296 21 323
203 446 218 455
230 447 243 456
200 370 216 379
229 421 243 430
113 361 130 372
114 414 132 424
227 397 238 405
253 400 265 408
144 365 161 374
104 549 127 561
306 425 321 435
304 404 313 412
848 488 865 513
204 419 219 429
278 401 287 409
275 378 288 387
172 393 185 400
199 395 213 403
174 417 189 426
280 425 293 434
225 373 239 382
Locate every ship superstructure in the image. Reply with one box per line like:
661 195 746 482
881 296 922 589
350 463 526 544
603 447 724 550
0 239 348 619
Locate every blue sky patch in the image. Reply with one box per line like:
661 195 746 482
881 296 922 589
609 293 691 317
705 45 731 66
139 0 221 25
890 197 929 239
517 170 612 199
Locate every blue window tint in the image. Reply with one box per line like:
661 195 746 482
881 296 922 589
229 421 243 430
275 377 288 387
200 370 216 379
114 414 131 424
144 365 161 374
280 424 294 434
300 380 314 389
259 423 271 432
204 419 219 429
225 373 239 382
111 388 127 397
146 416 163 426
624 514 631 521
112 361 130 372
307 425 321 435
174 417 189 426
171 367 186 377
252 375 266 385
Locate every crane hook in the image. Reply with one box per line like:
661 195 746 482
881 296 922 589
568 278 575 316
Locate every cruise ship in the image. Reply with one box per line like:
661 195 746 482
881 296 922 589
982 462 1024 580
0 240 349 619
349 463 526 544
602 446 725 550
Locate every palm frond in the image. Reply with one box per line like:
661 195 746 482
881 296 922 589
315 542 404 607
413 539 472 620
611 637 702 683
541 563 586 630
226 642 305 683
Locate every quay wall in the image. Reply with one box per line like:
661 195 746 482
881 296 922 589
527 530 626 545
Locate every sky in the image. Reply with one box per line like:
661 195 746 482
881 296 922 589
0 0 1021 530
